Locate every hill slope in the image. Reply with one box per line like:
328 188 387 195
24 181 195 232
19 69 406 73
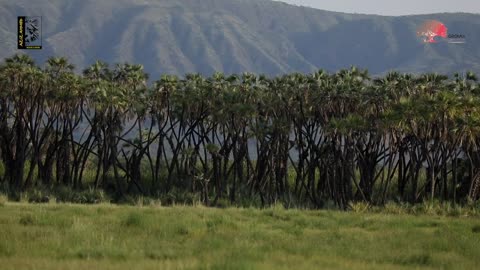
1 0 480 78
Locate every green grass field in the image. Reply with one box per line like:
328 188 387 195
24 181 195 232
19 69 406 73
0 203 479 270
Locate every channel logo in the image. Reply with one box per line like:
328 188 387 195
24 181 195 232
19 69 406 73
416 20 466 44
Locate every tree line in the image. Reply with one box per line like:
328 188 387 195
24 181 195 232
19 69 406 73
1 54 480 208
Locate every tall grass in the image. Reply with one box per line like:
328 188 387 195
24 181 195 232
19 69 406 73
0 203 479 269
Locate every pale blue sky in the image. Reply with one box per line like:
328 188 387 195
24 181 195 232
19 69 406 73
275 0 480 15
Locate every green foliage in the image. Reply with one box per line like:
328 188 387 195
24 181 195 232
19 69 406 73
214 198 232 208
1 54 480 210
26 187 109 204
162 189 202 206
74 189 108 204
27 189 51 204
372 201 479 217
54 186 80 203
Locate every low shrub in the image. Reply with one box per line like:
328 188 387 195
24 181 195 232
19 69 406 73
55 187 108 204
348 202 371 213
381 202 409 215
161 189 201 206
27 189 50 204
214 198 232 208
75 188 107 204
54 186 77 203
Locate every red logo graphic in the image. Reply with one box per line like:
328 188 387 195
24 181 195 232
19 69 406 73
416 20 448 43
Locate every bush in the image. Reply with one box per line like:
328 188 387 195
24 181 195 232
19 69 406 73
134 196 162 207
161 189 201 206
54 186 77 203
348 202 371 213
27 189 50 203
214 198 232 208
55 187 108 204
75 188 108 204
381 202 409 215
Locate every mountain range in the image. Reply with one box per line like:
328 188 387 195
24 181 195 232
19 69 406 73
1 0 480 79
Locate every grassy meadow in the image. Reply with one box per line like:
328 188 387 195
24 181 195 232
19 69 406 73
0 202 479 270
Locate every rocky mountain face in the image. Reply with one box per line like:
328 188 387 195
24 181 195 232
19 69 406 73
1 0 479 78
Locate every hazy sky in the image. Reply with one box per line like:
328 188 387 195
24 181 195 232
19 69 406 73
276 0 480 15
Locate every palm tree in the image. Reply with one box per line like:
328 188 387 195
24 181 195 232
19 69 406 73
2 53 480 206
0 54 41 190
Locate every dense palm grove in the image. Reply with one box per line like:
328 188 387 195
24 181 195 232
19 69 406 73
1 54 480 208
